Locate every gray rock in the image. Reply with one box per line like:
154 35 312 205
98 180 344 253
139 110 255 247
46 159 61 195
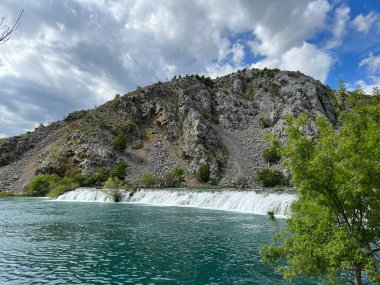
0 69 340 192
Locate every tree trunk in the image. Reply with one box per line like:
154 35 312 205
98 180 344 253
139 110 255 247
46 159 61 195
354 267 362 285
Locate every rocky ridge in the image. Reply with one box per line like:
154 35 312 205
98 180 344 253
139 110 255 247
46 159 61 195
0 68 340 193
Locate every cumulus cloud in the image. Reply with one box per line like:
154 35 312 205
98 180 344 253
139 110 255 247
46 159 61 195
356 52 380 94
0 0 349 136
325 5 350 49
352 12 378 34
359 52 380 73
355 77 380 95
253 42 333 82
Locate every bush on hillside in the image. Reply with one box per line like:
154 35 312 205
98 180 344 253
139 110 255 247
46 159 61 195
263 133 282 164
84 167 109 186
114 131 127 151
47 176 79 198
257 168 285 187
141 173 160 188
197 164 210 183
25 174 60 196
109 161 128 181
104 177 124 202
162 167 185 187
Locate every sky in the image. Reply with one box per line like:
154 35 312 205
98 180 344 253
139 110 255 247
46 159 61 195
0 0 380 137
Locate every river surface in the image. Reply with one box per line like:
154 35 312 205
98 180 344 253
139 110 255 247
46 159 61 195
0 197 320 284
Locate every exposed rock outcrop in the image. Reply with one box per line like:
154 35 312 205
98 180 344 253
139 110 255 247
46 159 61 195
0 68 340 193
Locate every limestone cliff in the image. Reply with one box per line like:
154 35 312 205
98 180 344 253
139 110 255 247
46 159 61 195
0 68 341 193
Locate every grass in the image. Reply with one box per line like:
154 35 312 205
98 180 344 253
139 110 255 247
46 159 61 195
188 183 221 190
0 191 14 196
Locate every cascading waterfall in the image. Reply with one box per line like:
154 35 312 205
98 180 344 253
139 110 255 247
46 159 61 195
56 188 296 217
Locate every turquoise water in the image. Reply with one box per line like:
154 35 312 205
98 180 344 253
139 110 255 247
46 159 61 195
0 197 319 284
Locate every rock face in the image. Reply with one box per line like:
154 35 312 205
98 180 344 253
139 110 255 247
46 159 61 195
0 68 340 193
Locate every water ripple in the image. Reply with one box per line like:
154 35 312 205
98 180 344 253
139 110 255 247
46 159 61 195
0 197 319 285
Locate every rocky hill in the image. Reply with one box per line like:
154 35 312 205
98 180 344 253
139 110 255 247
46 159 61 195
0 68 341 193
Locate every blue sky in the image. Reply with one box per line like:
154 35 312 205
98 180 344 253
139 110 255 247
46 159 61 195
0 0 380 137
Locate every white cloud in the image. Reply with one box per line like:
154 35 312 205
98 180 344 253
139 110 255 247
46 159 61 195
325 5 350 49
355 77 380 95
359 52 380 73
0 0 341 136
205 63 241 79
231 43 245 65
352 12 378 34
248 0 330 57
253 42 333 82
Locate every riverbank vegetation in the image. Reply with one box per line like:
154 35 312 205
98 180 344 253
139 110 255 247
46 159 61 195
260 94 380 285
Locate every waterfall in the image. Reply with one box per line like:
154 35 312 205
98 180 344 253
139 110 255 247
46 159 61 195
56 188 113 202
56 188 296 217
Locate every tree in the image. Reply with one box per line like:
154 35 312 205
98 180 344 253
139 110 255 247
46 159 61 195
109 161 128 181
0 10 23 44
260 104 380 285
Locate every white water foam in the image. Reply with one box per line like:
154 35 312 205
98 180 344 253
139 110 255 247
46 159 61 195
56 188 113 202
56 188 296 217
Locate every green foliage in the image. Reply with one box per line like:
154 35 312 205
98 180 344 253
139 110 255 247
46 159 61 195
256 168 285 187
197 164 210 183
260 104 380 284
104 177 124 202
84 167 109 186
141 173 159 188
25 174 61 196
47 176 79 198
372 86 380 96
162 167 185 187
25 174 79 198
188 183 220 190
193 74 214 87
109 161 128 181
104 176 124 189
338 79 347 95
267 210 275 222
346 89 380 109
263 133 282 163
114 131 127 151
0 191 14 197
256 67 280 78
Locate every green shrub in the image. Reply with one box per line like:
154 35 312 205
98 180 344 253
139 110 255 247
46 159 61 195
257 168 285 187
84 167 109 186
109 161 128 181
114 131 127 151
47 177 79 198
104 177 124 189
25 174 60 196
142 173 159 188
104 177 124 202
0 191 14 197
263 148 281 163
162 167 185 187
256 67 280 78
197 164 210 183
188 183 220 190
263 133 282 164
194 74 214 87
